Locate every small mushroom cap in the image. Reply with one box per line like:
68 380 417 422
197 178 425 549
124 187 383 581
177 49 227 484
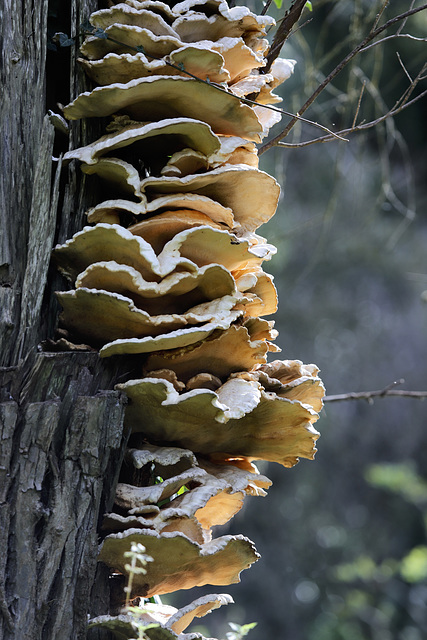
63 118 221 166
253 104 282 136
235 269 277 317
161 149 210 178
166 593 233 635
211 36 266 83
247 360 325 413
79 46 230 85
63 75 264 141
114 474 202 513
139 165 280 233
209 136 258 169
230 72 281 104
186 373 222 391
86 194 234 227
256 57 296 101
83 157 146 200
98 529 259 596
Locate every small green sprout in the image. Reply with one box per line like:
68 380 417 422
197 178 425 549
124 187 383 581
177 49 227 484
226 621 257 640
123 542 153 607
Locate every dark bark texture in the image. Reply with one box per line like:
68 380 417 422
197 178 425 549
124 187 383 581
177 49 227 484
0 1 128 637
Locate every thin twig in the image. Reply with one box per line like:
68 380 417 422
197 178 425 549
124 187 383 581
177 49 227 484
324 379 427 403
259 3 427 154
275 81 427 148
351 81 366 128
396 51 413 84
372 0 390 31
360 32 427 53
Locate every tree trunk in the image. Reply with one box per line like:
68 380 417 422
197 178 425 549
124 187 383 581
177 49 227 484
0 1 128 637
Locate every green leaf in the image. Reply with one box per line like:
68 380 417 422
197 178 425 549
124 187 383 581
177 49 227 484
305 1 313 11
400 546 427 583
272 0 283 8
226 622 257 640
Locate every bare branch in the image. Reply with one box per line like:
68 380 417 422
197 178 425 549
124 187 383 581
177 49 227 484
324 379 427 403
275 86 427 148
259 3 427 155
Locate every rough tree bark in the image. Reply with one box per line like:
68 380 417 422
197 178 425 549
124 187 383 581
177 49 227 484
0 1 130 637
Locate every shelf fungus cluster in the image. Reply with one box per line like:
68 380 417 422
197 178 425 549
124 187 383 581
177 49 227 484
54 0 324 636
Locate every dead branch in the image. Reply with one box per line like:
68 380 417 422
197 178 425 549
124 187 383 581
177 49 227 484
273 84 427 148
324 379 427 403
264 0 307 73
259 3 427 155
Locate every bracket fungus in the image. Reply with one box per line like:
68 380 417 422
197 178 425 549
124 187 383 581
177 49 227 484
63 76 266 141
116 369 322 468
99 529 259 596
89 593 233 639
104 444 271 537
53 0 325 632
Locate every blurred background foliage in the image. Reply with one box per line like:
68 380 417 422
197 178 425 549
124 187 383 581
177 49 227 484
166 1 427 638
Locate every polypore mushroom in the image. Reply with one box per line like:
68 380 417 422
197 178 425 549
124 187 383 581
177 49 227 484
53 224 273 286
116 370 323 468
106 444 271 534
80 24 183 60
142 320 276 381
63 118 221 167
138 165 281 232
74 261 237 315
56 287 246 345
63 76 265 141
86 194 235 228
171 0 274 43
82 157 146 200
89 593 233 639
127 210 226 253
80 164 280 232
80 48 228 86
98 529 259 596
